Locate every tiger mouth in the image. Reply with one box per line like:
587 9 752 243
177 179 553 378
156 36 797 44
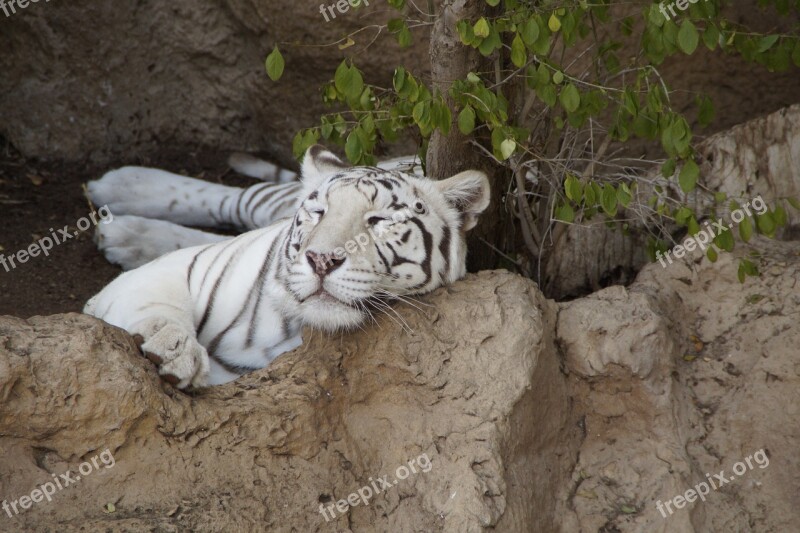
304 288 362 309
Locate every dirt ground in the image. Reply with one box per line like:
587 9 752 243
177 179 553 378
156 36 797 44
0 138 261 318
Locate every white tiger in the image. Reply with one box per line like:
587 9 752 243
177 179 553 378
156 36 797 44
84 146 489 388
87 152 422 269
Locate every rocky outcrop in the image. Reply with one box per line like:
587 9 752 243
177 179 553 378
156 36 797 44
558 236 800 532
2 243 798 531
0 272 579 532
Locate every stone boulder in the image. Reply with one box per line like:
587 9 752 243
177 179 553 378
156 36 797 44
1 249 798 531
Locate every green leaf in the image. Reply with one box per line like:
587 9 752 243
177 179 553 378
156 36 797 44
412 101 430 128
788 197 800 210
537 84 557 107
397 26 412 47
677 21 699 55
511 34 527 68
334 61 364 101
674 207 693 226
393 67 406 92
617 183 632 208
678 159 699 193
500 138 516 160
292 129 319 159
601 184 618 216
521 17 540 45
548 13 561 32
584 181 597 206
556 203 575 223
564 174 584 203
560 83 580 113
458 106 476 135
345 130 363 163
756 212 776 236
697 96 715 127
757 35 779 53
387 18 405 33
265 46 285 81
737 259 759 283
739 216 753 242
703 25 720 51
707 247 718 262
456 20 476 46
714 228 734 252
485 0 500 6
687 216 700 235
474 17 490 38
552 71 564 84
662 158 676 178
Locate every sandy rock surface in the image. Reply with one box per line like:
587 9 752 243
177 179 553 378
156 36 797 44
1 250 798 531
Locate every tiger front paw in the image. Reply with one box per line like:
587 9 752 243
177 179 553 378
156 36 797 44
133 322 210 389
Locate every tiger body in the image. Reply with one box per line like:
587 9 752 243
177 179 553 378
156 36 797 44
84 146 489 388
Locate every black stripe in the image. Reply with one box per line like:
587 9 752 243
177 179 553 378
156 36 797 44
245 233 283 348
206 231 278 355
386 242 413 267
405 217 433 289
243 183 273 212
437 225 451 280
375 245 391 272
209 352 259 374
187 243 217 290
248 183 301 222
196 237 247 336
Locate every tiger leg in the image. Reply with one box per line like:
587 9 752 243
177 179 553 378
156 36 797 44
84 257 212 389
88 166 300 231
95 215 230 270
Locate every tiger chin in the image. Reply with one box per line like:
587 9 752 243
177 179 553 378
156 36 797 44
84 145 490 389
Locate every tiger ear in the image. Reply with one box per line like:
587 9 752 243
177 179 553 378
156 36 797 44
435 170 491 231
301 145 349 190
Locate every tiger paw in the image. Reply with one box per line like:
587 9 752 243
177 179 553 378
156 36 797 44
136 322 210 389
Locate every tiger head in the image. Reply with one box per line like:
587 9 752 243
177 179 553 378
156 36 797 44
284 145 490 331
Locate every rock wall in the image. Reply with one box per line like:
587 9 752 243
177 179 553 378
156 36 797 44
1 249 798 531
0 1 798 166
0 0 432 166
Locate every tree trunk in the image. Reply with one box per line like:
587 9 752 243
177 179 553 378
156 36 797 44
427 0 507 272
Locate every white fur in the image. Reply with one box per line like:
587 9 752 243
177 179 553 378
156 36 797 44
96 215 228 270
85 147 490 388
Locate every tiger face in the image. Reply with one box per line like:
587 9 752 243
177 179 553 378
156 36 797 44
283 146 490 331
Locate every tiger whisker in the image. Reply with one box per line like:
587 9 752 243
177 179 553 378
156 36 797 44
376 288 432 312
368 298 413 333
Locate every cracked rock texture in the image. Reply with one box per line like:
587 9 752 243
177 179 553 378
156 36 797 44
2 250 798 531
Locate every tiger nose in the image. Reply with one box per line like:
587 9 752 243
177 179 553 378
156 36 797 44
306 250 345 278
